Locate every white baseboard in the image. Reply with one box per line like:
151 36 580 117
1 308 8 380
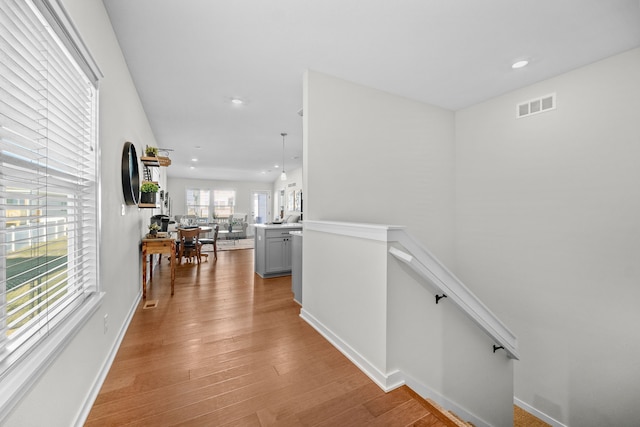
403 374 491 427
300 308 497 427
514 397 568 427
74 292 142 426
299 308 404 392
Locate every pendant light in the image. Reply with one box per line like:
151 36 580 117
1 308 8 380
280 132 287 181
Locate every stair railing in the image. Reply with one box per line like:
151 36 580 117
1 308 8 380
388 229 519 360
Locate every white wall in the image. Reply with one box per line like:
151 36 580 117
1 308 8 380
302 71 513 426
302 229 390 373
455 48 640 426
4 0 161 425
303 70 456 263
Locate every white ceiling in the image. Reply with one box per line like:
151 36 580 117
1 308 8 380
102 0 640 183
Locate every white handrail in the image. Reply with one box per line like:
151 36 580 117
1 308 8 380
389 231 519 360
303 220 519 360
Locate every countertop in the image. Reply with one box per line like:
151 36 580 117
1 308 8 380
251 223 302 229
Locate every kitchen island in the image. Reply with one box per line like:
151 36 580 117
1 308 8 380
253 223 302 278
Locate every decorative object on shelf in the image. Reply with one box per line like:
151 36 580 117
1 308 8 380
140 181 159 205
121 141 140 205
141 149 172 167
145 145 158 157
147 222 161 237
280 132 287 181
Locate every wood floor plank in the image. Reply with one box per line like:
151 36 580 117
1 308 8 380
363 385 413 417
218 412 264 427
411 412 451 427
368 399 435 426
123 363 360 426
257 372 375 425
85 249 449 426
313 404 377 427
295 382 384 426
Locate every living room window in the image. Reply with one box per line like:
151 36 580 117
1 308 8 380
213 190 235 220
185 189 236 221
0 0 102 416
185 188 210 219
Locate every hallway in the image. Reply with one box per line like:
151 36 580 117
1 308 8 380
85 249 452 426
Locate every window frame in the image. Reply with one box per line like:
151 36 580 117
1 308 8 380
185 188 211 220
0 0 103 420
185 188 237 222
212 189 236 220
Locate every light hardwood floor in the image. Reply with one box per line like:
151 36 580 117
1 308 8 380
86 249 456 426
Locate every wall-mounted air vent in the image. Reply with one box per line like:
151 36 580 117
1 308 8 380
517 93 556 118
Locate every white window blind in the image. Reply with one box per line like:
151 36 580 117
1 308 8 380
0 0 99 382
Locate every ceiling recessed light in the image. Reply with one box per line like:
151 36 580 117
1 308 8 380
192 158 198 162
190 166 195 170
231 98 243 105
512 60 529 69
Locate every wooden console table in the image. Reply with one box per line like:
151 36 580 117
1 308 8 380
141 237 176 298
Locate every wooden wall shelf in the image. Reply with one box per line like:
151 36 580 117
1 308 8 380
141 156 170 167
138 203 157 209
157 156 171 166
141 156 160 167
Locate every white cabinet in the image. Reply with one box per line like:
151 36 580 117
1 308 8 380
266 235 292 273
254 225 302 278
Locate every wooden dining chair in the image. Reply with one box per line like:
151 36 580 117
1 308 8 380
177 227 202 264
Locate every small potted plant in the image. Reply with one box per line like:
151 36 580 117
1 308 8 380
145 145 158 157
140 181 159 204
148 222 161 237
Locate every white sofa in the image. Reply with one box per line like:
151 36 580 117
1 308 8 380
220 212 248 238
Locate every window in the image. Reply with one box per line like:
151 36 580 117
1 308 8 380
185 188 236 221
213 189 235 219
186 188 210 219
0 0 101 415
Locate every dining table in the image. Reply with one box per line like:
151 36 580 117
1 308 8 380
141 226 213 297
168 224 212 237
